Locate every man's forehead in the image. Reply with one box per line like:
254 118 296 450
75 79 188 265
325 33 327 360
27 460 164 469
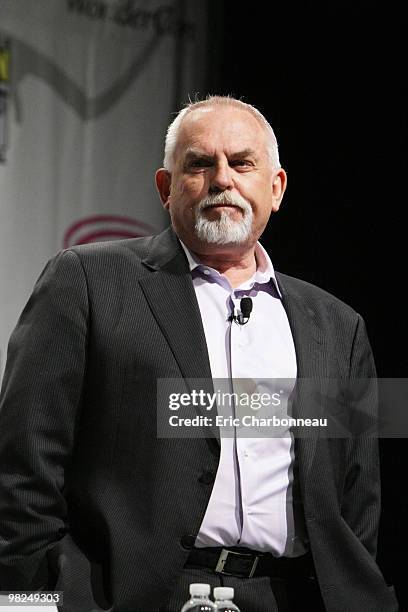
176 107 267 153
181 105 262 132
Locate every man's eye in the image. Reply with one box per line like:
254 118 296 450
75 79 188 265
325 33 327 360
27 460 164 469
231 160 252 167
189 159 211 168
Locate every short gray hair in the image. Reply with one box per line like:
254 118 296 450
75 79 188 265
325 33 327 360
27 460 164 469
163 95 280 171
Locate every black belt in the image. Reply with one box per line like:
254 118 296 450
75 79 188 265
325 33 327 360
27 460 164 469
185 546 316 580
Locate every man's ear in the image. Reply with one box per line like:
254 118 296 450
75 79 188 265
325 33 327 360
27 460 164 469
155 168 172 210
271 168 287 213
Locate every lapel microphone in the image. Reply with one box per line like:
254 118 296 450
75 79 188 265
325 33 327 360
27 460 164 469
228 297 253 325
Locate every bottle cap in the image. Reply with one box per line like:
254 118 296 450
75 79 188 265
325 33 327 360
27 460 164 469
190 583 211 597
214 586 234 600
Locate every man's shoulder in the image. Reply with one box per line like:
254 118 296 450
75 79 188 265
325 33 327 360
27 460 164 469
45 228 185 288
66 234 156 261
62 226 178 265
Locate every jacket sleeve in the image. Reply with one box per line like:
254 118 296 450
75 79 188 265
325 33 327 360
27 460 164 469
0 250 89 590
341 313 381 559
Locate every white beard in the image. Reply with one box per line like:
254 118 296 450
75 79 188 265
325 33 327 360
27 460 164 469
194 192 253 245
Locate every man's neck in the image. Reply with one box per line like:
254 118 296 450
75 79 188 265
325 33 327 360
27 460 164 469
190 247 257 288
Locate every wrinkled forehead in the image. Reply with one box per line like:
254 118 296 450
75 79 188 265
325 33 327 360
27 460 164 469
175 106 269 157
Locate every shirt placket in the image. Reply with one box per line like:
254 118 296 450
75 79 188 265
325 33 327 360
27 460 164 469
229 288 254 541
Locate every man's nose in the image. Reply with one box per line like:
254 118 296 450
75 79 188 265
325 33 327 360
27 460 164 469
209 161 233 192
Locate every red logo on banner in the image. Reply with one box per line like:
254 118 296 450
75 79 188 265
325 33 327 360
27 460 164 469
63 215 155 248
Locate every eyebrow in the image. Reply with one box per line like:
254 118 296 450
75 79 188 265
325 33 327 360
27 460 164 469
230 148 258 160
184 148 258 162
184 149 214 163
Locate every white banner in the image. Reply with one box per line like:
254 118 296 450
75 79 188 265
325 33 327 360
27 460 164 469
0 0 208 378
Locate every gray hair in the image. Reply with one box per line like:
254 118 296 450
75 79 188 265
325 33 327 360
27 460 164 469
163 95 280 171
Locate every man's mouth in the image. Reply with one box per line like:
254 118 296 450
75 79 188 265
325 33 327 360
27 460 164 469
204 203 242 210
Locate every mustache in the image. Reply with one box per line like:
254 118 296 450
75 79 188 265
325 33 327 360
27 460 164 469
197 191 252 213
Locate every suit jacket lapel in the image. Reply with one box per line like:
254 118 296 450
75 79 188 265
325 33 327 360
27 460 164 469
138 228 219 445
276 272 329 486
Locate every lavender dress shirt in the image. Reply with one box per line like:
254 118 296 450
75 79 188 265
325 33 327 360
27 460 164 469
179 240 307 557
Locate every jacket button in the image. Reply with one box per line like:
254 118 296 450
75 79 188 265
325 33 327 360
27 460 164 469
181 535 196 550
199 471 215 484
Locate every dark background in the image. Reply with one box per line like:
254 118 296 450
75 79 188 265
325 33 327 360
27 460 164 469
206 1 407 607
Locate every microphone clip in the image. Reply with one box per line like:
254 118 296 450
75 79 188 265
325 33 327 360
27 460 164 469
228 297 253 325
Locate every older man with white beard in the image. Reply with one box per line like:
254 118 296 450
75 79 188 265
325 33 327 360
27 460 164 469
0 96 398 611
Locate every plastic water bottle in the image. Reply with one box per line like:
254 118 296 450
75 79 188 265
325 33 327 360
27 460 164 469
180 583 216 611
213 587 241 611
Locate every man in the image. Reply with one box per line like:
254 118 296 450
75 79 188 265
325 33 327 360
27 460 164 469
0 96 398 611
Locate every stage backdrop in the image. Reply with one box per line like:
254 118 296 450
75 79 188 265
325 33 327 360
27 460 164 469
0 0 208 379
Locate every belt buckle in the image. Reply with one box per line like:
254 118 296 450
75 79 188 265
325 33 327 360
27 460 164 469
215 548 260 578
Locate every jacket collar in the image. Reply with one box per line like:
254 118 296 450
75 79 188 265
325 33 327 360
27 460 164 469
141 225 186 271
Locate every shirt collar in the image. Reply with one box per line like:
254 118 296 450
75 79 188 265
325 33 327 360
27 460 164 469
178 238 282 298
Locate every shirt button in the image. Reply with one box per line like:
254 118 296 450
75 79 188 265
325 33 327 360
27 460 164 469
243 450 249 457
198 471 215 485
203 269 211 275
180 535 196 549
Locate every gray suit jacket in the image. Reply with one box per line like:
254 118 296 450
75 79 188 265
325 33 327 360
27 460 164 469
0 226 398 610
